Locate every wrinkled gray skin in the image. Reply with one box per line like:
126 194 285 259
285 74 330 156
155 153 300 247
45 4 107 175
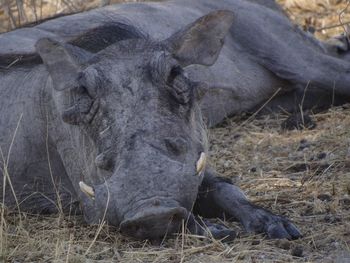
2 0 349 240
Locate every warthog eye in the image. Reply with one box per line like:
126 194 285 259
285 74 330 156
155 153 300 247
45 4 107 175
166 66 183 85
166 66 193 105
62 85 99 125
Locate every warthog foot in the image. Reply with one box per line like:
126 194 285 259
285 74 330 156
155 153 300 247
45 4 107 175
194 170 302 240
242 205 302 239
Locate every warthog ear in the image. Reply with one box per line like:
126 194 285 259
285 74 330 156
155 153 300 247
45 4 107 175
165 10 234 67
35 38 90 91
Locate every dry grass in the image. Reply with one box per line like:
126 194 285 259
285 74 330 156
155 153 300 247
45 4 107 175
209 106 350 262
2 106 350 262
277 0 350 39
0 0 147 33
1 0 350 262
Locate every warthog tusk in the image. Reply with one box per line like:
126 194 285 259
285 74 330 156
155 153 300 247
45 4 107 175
196 152 206 174
79 181 95 200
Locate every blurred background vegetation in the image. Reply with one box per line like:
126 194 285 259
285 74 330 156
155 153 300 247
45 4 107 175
0 0 145 32
0 0 349 39
277 0 350 39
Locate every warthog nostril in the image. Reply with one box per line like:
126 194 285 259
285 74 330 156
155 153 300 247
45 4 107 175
152 199 161 206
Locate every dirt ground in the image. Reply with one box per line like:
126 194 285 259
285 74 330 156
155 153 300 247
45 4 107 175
1 0 350 262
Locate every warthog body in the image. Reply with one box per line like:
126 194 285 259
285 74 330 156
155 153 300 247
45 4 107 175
1 0 348 240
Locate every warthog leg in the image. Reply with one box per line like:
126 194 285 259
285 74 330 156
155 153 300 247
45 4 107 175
186 213 236 242
193 170 302 240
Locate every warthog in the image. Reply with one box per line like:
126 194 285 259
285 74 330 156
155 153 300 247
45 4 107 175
1 0 348 240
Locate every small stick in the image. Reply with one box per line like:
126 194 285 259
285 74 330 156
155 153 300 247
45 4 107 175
339 0 350 41
316 21 350 32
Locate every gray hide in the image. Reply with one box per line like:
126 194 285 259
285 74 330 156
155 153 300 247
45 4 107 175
1 0 346 240
2 0 348 126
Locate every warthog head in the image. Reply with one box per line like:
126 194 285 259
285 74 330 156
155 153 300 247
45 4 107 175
36 10 234 239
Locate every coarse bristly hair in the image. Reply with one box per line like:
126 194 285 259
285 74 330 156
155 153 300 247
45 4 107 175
193 102 209 156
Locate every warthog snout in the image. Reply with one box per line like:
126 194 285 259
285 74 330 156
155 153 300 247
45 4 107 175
120 203 188 239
